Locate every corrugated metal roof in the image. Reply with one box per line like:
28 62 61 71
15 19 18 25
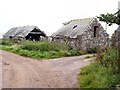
52 18 94 38
3 25 41 38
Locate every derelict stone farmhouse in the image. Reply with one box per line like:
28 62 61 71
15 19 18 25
3 18 109 51
51 18 109 51
3 26 46 41
111 26 120 47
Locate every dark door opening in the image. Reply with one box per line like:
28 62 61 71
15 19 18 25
26 28 41 41
26 33 41 41
25 28 46 41
94 26 98 37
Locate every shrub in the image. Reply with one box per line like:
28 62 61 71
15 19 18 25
96 48 119 73
78 48 120 88
78 63 120 88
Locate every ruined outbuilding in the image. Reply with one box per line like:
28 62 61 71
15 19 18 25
111 26 120 47
3 26 46 41
52 18 109 51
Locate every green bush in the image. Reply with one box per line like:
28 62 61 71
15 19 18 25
78 48 120 88
96 48 119 73
78 63 120 88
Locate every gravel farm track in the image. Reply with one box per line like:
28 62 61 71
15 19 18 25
0 50 94 88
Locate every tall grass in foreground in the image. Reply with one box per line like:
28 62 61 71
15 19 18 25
96 48 119 73
78 48 120 88
20 41 71 52
0 39 16 46
0 40 82 59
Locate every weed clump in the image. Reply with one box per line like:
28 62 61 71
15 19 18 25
78 48 120 88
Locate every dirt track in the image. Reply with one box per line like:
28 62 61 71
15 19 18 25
1 51 94 88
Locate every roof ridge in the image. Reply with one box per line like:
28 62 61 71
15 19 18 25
71 17 94 21
63 17 94 26
10 25 38 29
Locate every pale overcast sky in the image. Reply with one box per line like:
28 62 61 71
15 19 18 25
0 0 119 38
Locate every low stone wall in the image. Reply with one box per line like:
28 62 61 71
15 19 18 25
52 35 109 51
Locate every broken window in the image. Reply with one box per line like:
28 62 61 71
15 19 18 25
73 25 77 29
94 26 98 37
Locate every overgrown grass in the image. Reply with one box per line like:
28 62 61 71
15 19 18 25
0 39 82 59
20 41 71 52
96 48 119 73
78 48 120 88
78 63 120 88
0 39 16 46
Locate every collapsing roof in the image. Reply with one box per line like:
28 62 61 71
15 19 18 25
52 18 97 38
3 25 46 41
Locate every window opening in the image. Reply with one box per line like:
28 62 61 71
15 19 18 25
73 25 77 29
94 26 98 37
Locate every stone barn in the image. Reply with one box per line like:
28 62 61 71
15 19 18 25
111 26 120 47
3 25 47 41
51 18 109 51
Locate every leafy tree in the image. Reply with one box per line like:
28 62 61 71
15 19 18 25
97 10 120 73
97 10 120 25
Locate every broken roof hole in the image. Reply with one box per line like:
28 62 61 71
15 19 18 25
73 25 77 29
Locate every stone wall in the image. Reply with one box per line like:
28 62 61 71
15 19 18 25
111 26 120 48
80 28 108 51
52 31 108 51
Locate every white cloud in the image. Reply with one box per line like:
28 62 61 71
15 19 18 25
0 0 119 37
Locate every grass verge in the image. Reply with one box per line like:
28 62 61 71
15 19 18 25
78 63 120 88
78 48 120 88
